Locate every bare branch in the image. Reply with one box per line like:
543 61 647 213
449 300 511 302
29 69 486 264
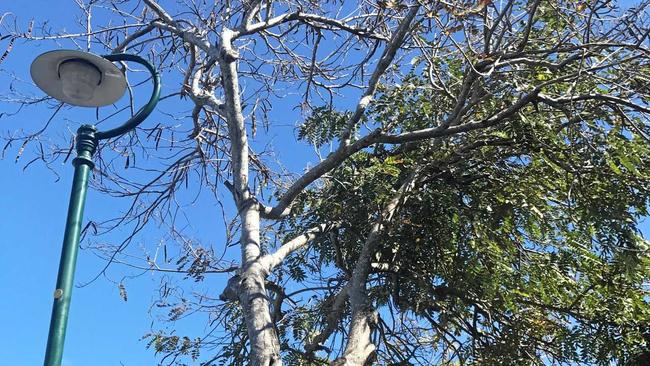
339 5 421 144
260 223 332 274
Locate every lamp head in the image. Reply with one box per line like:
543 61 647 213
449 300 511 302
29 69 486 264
31 50 127 107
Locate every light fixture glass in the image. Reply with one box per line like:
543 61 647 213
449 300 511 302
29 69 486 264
58 59 102 103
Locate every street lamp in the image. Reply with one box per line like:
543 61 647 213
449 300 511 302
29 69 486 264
30 50 161 366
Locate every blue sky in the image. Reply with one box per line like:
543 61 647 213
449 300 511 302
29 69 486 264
0 1 647 365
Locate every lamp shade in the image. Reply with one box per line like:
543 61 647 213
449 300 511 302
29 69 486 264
31 50 127 107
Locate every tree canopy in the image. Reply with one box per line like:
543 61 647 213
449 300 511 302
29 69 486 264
290 79 650 364
2 0 650 365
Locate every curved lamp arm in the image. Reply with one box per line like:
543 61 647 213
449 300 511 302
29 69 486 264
95 53 161 140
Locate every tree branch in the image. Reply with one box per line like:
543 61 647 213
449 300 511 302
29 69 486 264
338 5 421 144
262 5 421 219
537 93 650 114
234 11 390 41
334 170 419 365
112 24 155 53
260 223 332 274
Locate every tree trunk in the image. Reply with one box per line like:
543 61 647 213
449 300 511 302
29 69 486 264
219 27 282 366
239 204 282 366
333 309 377 366
333 172 417 366
332 231 378 366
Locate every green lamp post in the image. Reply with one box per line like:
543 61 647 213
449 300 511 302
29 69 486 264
30 50 161 366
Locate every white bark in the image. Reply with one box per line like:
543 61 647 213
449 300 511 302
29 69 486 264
262 5 421 219
218 25 281 366
238 204 282 366
259 223 330 274
333 172 418 366
139 2 424 364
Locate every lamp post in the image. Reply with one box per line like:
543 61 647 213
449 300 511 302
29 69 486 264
30 50 161 366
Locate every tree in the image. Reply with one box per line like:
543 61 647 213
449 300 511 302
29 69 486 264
2 0 650 365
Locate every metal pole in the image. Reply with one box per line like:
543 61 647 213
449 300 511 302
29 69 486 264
43 125 97 366
40 52 159 366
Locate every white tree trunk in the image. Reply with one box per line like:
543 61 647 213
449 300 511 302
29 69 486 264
219 27 282 366
332 230 379 366
239 204 282 366
334 172 418 366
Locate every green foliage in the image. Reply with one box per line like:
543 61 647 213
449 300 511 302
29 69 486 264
288 77 650 364
131 1 650 365
298 107 351 147
143 332 202 365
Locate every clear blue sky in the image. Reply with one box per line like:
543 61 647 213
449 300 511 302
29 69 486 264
0 1 646 366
